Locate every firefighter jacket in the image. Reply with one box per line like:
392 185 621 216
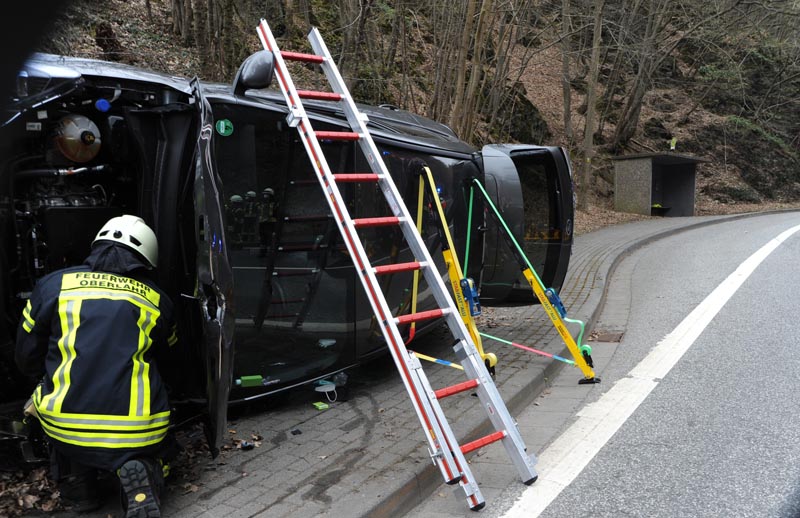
16 242 177 471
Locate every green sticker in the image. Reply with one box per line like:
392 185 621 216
215 119 234 136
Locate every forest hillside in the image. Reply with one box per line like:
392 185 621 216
36 0 800 218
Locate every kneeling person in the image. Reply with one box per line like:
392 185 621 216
16 215 177 517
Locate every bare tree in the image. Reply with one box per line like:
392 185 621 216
609 0 746 150
448 0 479 131
428 1 468 121
561 0 574 145
577 0 604 211
452 0 496 138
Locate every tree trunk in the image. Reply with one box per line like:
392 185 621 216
561 0 573 145
172 0 191 42
173 0 183 36
335 0 359 81
457 0 494 139
448 0 478 130
383 0 403 75
429 1 464 121
193 0 212 78
578 0 604 211
183 0 193 45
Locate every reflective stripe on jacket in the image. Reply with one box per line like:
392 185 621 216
17 266 175 456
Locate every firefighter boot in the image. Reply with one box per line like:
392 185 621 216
118 459 162 518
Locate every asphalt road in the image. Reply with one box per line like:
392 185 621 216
483 212 800 518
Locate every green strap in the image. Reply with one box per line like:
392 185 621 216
564 317 587 352
471 179 545 287
464 184 475 275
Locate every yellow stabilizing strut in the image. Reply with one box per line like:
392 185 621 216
414 166 497 370
521 269 597 381
470 179 598 383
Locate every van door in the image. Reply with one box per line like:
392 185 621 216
480 145 574 304
192 80 234 454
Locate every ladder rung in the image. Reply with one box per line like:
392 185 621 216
297 90 343 101
316 131 360 141
352 216 400 228
460 431 507 455
434 379 479 399
374 261 422 275
396 308 446 325
280 50 324 64
333 173 381 182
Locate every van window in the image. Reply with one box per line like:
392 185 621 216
211 102 356 392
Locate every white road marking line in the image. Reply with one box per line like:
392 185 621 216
504 222 800 517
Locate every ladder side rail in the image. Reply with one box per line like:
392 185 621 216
256 19 465 485
407 351 485 509
256 22 308 128
455 341 539 482
404 355 466 489
306 28 479 352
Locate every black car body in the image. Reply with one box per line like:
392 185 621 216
0 52 575 451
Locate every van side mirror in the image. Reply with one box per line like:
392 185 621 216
232 51 275 96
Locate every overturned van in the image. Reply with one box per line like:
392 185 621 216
0 52 575 452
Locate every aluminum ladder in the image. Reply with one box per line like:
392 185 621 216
256 19 538 510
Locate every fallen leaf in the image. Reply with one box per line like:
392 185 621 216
22 494 40 508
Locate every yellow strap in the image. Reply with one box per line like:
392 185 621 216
407 174 426 338
421 167 495 367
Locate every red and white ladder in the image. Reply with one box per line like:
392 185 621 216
256 19 538 510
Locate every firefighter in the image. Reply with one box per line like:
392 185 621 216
16 215 176 517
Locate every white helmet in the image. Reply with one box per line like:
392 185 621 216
93 215 158 268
